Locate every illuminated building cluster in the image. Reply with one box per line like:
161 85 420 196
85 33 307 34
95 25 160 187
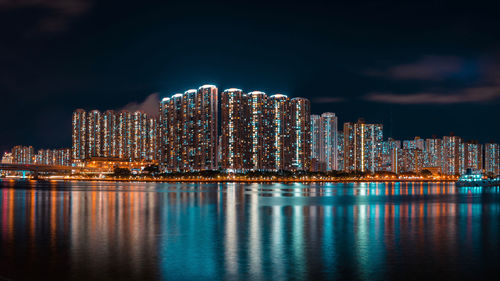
11 145 34 164
343 119 383 173
160 86 312 172
160 85 219 172
5 146 71 166
72 109 158 162
34 149 72 166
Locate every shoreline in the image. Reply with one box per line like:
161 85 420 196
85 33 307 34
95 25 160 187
1 177 457 183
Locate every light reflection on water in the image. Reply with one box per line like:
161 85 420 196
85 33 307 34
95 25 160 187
0 180 500 280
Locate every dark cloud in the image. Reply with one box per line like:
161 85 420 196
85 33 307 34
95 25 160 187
364 86 500 104
0 0 92 32
364 56 465 80
120 93 160 117
312 97 346 103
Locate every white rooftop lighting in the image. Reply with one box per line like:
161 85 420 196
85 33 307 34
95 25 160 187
271 94 288 98
248 91 266 95
172 93 183 98
224 88 243 92
161 97 170 102
199 84 217 89
184 89 197 94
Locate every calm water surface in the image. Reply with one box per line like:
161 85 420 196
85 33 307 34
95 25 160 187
1 180 500 280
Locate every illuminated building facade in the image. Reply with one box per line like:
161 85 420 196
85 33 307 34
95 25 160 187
1 152 13 164
196 85 219 171
269 94 292 171
337 130 344 171
310 112 338 172
248 91 273 171
310 114 321 172
484 143 499 175
344 119 383 172
159 85 218 172
463 141 483 171
87 110 102 158
11 145 34 164
71 109 158 163
424 138 442 168
442 135 462 175
290 98 311 171
319 112 337 172
220 88 250 172
35 149 72 166
102 110 117 158
72 109 86 160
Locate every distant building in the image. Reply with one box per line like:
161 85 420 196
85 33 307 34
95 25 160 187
12 145 34 164
442 136 462 175
484 143 499 175
290 98 311 171
72 109 158 163
343 119 383 173
463 141 483 171
1 152 13 164
35 148 71 166
310 112 338 172
269 94 292 171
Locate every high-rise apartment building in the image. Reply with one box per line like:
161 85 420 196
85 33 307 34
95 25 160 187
290 98 311 171
310 113 338 172
11 145 34 164
484 143 499 175
269 94 291 171
248 91 273 171
87 110 102 158
424 138 442 169
463 141 483 171
442 135 462 175
72 109 86 160
310 114 321 172
220 88 250 172
344 119 383 173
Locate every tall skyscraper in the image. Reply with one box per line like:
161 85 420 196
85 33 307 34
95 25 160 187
484 143 499 175
310 113 338 172
248 91 273 171
319 112 338 172
269 94 291 171
442 135 462 175
463 141 483 171
196 85 219 170
344 119 383 172
424 138 442 169
290 98 311 171
87 110 102 158
102 110 117 158
72 109 86 160
337 130 344 171
310 114 321 172
220 88 250 172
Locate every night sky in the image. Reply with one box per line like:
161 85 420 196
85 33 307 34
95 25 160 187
1 0 499 152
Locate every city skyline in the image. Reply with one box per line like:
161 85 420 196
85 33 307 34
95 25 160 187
3 83 498 176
